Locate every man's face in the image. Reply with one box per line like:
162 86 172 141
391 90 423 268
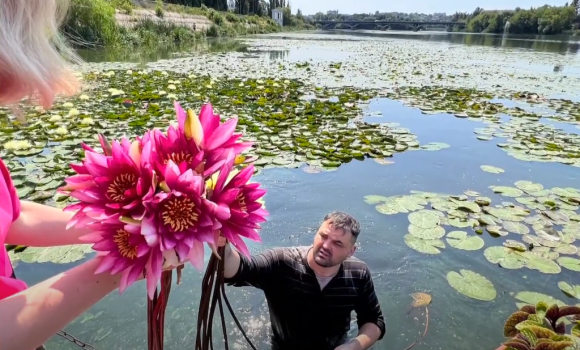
312 220 356 268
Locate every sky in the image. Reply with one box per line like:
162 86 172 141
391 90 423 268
291 0 567 15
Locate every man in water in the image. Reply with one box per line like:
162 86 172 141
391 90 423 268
220 211 385 350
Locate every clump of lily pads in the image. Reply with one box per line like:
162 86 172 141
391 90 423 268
364 179 580 275
381 85 580 168
0 69 447 211
500 300 580 350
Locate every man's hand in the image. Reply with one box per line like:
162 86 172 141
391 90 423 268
217 235 228 247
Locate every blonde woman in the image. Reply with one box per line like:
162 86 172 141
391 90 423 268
0 1 172 349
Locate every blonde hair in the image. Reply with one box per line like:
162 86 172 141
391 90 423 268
0 0 82 109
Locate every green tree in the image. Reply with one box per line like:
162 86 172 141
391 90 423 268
296 8 303 20
572 0 579 14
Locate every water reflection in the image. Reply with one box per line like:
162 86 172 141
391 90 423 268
278 30 580 55
30 97 580 350
76 38 249 63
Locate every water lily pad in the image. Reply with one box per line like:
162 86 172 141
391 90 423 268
486 225 508 236
456 201 481 213
522 252 562 274
364 195 391 205
446 269 496 301
446 231 484 251
464 190 480 197
486 207 528 222
19 245 93 264
475 197 491 206
420 142 450 151
480 165 504 174
553 245 578 255
514 291 565 308
514 180 544 193
404 234 445 255
448 217 474 228
503 240 527 251
558 281 580 299
484 246 525 269
491 186 524 198
408 209 441 229
408 224 446 239
502 221 530 235
557 257 580 272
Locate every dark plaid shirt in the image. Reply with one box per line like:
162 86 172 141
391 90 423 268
224 246 386 350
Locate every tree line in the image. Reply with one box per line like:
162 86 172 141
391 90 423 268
451 4 578 34
159 0 292 17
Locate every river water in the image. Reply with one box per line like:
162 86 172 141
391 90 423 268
13 30 580 350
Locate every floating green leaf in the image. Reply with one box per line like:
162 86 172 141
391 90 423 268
486 225 508 236
557 257 580 272
514 291 565 308
502 221 530 235
408 225 446 239
485 207 528 221
446 231 484 250
19 245 93 264
484 246 526 269
491 186 524 197
484 246 561 273
515 180 544 193
557 281 580 299
420 142 450 151
408 209 441 229
480 165 505 174
503 240 527 251
404 234 445 255
364 195 391 205
446 269 497 301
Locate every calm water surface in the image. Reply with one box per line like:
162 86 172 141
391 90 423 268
16 31 580 349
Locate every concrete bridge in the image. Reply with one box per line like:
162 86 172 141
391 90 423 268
314 20 466 31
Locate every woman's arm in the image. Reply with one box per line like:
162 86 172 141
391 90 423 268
5 201 90 247
0 258 122 350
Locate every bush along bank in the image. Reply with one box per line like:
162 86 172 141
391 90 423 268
62 0 313 50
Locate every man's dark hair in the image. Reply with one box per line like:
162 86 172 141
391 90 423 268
323 211 361 242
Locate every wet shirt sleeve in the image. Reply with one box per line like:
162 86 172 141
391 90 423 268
355 267 386 340
224 248 282 290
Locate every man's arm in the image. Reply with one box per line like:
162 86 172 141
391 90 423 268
346 267 386 350
221 241 281 290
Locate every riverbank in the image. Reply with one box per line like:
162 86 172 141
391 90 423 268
64 0 314 50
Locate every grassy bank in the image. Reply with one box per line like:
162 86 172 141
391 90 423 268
63 0 313 50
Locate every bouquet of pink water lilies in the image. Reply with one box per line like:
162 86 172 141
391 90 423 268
58 102 268 350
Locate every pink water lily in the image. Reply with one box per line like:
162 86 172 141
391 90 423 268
80 220 162 298
141 160 226 269
209 162 268 257
59 136 156 229
162 102 252 177
187 103 253 155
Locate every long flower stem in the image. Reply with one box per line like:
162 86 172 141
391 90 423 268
195 246 257 350
148 270 173 350
402 306 429 350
